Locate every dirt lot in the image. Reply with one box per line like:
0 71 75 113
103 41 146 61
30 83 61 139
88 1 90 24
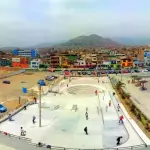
0 71 52 111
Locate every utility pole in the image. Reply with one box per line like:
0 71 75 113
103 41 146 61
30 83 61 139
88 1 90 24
121 65 123 81
39 85 42 127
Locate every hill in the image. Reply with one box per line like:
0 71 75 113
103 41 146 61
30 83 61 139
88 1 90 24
54 34 121 48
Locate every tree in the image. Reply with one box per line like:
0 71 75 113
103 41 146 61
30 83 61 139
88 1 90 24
116 64 121 69
115 80 126 92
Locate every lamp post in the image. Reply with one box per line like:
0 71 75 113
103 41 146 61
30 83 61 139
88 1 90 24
121 65 123 81
39 84 42 127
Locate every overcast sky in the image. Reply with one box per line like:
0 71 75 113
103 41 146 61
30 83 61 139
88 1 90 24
0 0 150 47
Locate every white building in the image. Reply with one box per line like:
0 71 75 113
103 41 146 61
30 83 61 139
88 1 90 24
144 50 150 66
30 59 41 69
74 60 86 66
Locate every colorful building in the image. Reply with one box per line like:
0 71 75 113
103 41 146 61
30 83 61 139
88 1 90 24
12 57 29 68
121 57 134 67
50 56 61 68
0 58 11 66
12 49 38 58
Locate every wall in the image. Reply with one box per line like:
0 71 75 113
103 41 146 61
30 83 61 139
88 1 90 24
0 69 25 79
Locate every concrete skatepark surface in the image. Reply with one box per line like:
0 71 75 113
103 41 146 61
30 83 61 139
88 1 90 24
0 77 149 149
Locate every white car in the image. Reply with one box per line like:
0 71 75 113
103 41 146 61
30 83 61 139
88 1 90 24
141 69 148 72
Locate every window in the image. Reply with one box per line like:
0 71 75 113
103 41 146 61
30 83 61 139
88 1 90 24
32 62 36 64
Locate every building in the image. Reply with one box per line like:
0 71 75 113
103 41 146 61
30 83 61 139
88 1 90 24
50 56 61 68
12 57 29 68
144 50 150 66
30 59 41 69
0 58 11 66
121 57 134 68
12 49 38 58
74 60 86 68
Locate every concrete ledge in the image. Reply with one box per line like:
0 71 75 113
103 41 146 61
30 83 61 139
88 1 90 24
120 103 150 145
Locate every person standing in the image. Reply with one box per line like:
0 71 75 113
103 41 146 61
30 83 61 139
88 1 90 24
85 112 88 120
116 136 123 145
32 116 36 124
109 100 111 107
84 127 88 135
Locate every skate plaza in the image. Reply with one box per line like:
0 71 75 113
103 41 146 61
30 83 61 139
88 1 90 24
0 77 150 149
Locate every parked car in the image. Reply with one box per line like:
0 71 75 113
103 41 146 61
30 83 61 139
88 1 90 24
78 71 82 75
122 70 129 73
146 68 150 71
0 104 7 113
45 76 57 81
2 80 10 84
134 69 140 73
82 71 87 75
87 71 91 75
101 71 106 74
141 69 149 72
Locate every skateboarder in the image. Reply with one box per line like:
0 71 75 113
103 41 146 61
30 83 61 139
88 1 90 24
116 136 123 145
84 127 88 135
32 116 36 124
119 115 124 124
85 112 88 120
8 114 13 121
113 92 115 96
34 97 37 104
24 105 27 110
109 100 111 107
20 127 26 136
95 90 98 95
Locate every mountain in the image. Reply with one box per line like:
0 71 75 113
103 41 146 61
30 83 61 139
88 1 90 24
114 37 150 46
54 34 121 48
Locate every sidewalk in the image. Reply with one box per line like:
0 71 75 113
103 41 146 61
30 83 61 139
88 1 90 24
112 75 150 119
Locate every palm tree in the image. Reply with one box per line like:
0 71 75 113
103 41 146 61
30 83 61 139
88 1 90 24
115 80 126 92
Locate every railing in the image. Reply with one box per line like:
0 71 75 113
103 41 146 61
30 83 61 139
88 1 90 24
0 130 147 150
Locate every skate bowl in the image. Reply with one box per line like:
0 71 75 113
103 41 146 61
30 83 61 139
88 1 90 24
67 85 98 97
